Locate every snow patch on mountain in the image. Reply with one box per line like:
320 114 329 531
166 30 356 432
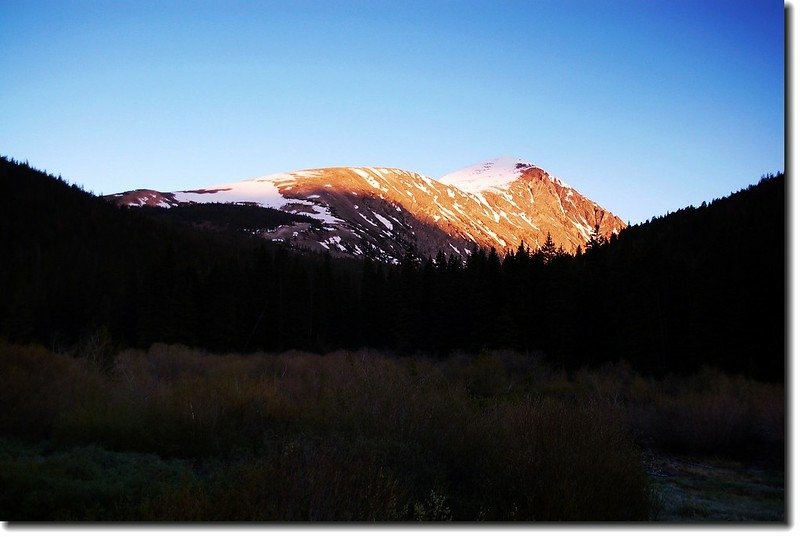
172 174 342 224
173 178 284 206
373 211 394 230
439 156 533 193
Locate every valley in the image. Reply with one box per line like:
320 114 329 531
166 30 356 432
0 156 785 522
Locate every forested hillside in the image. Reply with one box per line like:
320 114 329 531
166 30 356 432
0 157 785 379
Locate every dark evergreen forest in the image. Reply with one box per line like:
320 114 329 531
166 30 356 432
0 156 785 380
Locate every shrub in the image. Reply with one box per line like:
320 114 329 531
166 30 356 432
0 341 106 440
463 351 508 398
449 398 651 521
143 438 408 521
627 368 784 461
0 439 193 521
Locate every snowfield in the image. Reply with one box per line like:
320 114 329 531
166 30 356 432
439 156 532 193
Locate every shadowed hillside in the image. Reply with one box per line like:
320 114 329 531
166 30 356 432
0 156 785 379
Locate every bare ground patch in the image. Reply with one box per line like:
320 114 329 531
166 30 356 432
646 451 785 522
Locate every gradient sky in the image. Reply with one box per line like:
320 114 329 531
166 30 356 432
0 0 784 224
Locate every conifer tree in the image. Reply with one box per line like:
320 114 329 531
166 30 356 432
538 232 558 264
585 224 606 251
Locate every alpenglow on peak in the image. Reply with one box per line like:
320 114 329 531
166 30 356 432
438 156 537 194
107 158 624 261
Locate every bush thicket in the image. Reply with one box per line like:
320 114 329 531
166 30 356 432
0 341 784 521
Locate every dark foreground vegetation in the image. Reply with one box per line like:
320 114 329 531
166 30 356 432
0 341 784 521
0 158 785 521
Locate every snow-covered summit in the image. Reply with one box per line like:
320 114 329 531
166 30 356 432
438 156 535 194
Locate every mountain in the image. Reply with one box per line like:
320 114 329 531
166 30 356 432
107 157 626 262
439 156 624 253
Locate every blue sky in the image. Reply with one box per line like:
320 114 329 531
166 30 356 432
0 0 784 224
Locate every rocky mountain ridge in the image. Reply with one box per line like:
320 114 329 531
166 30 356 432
107 157 625 262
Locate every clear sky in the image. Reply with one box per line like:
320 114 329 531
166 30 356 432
0 0 784 224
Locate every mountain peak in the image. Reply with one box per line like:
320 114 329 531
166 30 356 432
438 156 537 194
108 158 625 261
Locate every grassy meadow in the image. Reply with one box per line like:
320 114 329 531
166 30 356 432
0 340 784 521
